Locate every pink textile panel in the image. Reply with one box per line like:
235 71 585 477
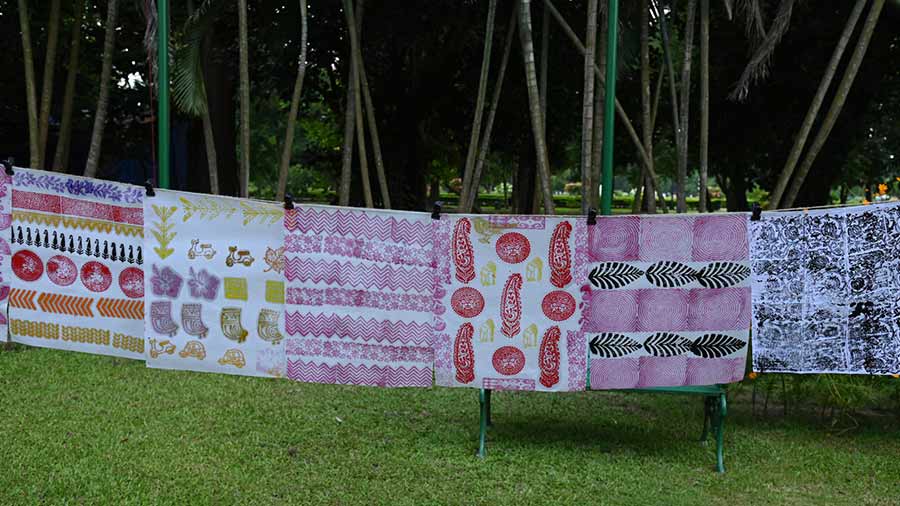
283 206 437 388
584 214 751 389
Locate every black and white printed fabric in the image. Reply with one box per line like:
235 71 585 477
750 202 900 374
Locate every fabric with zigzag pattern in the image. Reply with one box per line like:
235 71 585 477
284 205 436 388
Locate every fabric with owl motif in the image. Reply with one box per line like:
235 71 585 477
144 189 286 377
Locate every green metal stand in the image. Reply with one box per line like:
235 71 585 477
476 386 727 473
157 0 170 189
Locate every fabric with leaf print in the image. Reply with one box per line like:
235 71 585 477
584 214 750 388
145 189 285 378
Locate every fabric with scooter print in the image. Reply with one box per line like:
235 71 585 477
144 189 285 377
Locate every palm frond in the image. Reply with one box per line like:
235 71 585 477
730 0 796 101
172 0 219 116
737 0 767 46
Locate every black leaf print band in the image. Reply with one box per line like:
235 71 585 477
588 261 750 289
589 332 746 358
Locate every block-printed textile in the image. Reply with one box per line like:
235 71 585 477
284 205 435 387
0 173 11 341
584 214 750 388
751 203 900 374
8 168 145 359
145 190 286 377
433 215 588 392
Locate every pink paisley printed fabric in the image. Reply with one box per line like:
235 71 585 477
432 215 588 392
584 214 750 388
284 205 435 387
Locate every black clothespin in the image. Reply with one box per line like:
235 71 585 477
587 208 598 226
2 158 14 176
284 193 295 210
751 202 762 221
144 180 155 197
431 201 443 220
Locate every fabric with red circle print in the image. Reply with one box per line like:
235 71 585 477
495 232 531 264
118 267 145 299
541 290 576 321
450 286 485 318
492 346 526 376
13 250 44 282
46 255 78 286
80 261 113 292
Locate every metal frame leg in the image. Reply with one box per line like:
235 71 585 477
713 393 727 473
477 388 491 458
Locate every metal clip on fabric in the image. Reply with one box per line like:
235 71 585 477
2 158 13 176
431 201 442 220
587 208 598 225
751 203 762 221
284 193 295 210
144 180 156 197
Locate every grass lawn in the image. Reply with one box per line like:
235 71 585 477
2 346 899 505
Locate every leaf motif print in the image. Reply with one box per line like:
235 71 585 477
588 262 645 289
645 261 697 288
695 262 750 289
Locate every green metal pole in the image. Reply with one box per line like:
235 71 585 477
157 0 170 189
599 0 618 215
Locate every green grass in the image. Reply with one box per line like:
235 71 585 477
2 347 899 505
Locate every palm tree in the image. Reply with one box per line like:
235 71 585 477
675 0 697 213
580 0 598 214
17 0 40 169
639 0 654 213
459 0 498 212
518 0 555 214
237 0 251 197
52 0 85 172
84 0 119 178
276 0 309 202
338 1 358 207
38 0 61 169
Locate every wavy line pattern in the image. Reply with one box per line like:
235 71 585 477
285 312 433 344
284 257 434 293
284 208 433 246
286 359 432 387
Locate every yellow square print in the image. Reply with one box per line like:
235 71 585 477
224 277 249 300
265 280 285 304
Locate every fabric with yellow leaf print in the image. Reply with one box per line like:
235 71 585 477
144 189 286 377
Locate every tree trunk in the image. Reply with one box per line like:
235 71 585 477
698 0 710 212
17 0 40 169
338 34 356 206
237 0 251 197
276 0 308 202
460 0 497 212
639 0 655 214
201 105 219 194
465 4 518 213
357 21 390 208
782 0 885 208
38 0 62 169
768 0 867 209
519 0 555 214
344 0 373 208
543 0 664 209
540 1 549 135
580 0 598 214
51 0 84 172
675 0 698 213
83 0 119 178
589 10 605 212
